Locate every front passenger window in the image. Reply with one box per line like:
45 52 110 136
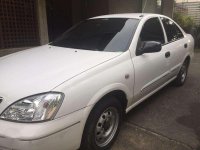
137 17 165 52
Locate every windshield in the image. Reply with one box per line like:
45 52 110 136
50 18 139 52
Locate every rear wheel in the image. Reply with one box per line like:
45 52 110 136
173 60 189 86
80 96 122 150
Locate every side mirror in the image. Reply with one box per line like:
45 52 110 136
137 41 162 55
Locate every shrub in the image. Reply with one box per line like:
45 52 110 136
173 13 195 33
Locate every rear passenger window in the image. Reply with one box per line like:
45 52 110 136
161 17 184 42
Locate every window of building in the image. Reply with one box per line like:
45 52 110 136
0 0 39 50
161 17 184 42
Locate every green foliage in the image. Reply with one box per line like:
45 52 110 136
173 13 195 33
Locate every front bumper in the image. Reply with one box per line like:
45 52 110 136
0 122 80 150
0 106 92 150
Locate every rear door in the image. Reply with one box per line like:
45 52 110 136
132 17 171 102
160 17 187 78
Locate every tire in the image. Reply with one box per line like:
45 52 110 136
80 96 123 150
173 60 189 86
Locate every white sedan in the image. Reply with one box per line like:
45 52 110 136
0 13 194 150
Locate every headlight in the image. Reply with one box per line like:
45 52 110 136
0 92 64 122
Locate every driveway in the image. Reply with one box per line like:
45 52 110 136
113 53 200 150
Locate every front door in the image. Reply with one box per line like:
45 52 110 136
132 17 170 102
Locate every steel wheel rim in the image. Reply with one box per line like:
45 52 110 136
181 65 187 83
95 107 119 147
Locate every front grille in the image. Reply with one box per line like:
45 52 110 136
0 97 3 103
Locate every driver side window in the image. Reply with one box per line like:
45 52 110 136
137 17 165 53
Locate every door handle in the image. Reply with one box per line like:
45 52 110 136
184 43 188 48
165 52 170 58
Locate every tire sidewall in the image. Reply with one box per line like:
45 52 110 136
81 96 123 150
175 61 189 86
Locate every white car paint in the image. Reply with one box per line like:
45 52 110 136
0 45 122 114
0 13 194 150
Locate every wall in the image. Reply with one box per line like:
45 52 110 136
0 0 48 57
0 0 176 57
162 0 174 18
72 0 84 24
109 0 142 13
142 0 157 13
37 0 49 44
86 0 109 18
46 0 72 41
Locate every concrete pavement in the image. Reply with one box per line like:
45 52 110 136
113 53 200 150
112 123 191 150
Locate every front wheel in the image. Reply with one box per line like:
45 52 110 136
80 96 122 150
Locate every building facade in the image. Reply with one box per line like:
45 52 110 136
175 1 200 25
0 0 174 56
174 3 188 14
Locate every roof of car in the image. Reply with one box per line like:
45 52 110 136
91 13 164 20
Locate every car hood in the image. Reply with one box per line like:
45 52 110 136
0 45 122 104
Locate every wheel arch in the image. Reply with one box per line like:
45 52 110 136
181 54 191 70
80 89 127 149
94 90 128 113
87 83 132 112
184 55 191 67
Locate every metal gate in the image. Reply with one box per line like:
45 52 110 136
0 0 39 49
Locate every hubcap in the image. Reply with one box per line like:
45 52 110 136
95 107 119 147
181 65 187 83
